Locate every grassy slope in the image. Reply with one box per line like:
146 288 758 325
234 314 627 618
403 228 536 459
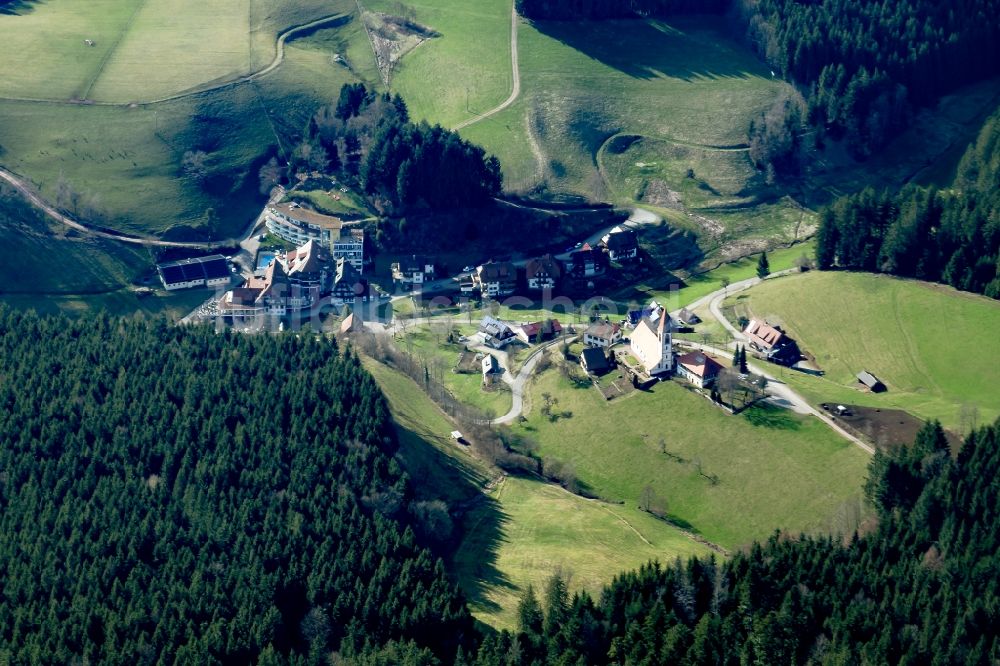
512 368 870 549
734 271 1000 429
457 476 710 631
0 0 141 100
364 0 513 128
0 1 369 244
364 356 710 631
87 0 252 102
402 326 513 417
0 194 211 318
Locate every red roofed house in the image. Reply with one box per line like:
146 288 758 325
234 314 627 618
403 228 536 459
743 318 800 366
515 319 563 344
675 351 723 388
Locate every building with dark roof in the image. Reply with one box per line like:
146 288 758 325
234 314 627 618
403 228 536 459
157 255 231 291
857 370 887 393
580 347 612 375
525 254 562 292
603 228 638 262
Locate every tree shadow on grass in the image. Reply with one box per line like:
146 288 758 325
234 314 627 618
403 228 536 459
451 496 514 615
742 403 802 430
0 0 42 15
390 421 515 614
529 18 766 82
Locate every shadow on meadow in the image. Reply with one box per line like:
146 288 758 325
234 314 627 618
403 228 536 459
528 17 766 82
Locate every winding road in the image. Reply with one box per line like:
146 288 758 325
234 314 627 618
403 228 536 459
673 274 876 455
0 166 224 249
452 1 520 131
491 336 578 425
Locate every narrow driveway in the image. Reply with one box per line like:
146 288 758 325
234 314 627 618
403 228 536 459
678 274 876 455
492 336 577 425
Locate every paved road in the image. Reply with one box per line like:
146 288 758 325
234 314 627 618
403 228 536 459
453 1 520 131
492 336 577 425
680 274 876 454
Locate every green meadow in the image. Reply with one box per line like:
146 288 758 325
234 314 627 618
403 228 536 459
732 271 1000 429
511 367 871 550
364 356 710 631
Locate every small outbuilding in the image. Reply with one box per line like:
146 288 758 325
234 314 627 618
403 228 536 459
857 370 887 393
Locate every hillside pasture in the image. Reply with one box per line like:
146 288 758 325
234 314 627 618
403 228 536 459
0 7 371 241
459 16 789 198
731 271 1000 429
364 357 710 631
0 0 348 103
512 366 871 550
363 0 513 128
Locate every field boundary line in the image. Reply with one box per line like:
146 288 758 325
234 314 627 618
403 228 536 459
453 0 520 131
0 12 348 107
80 0 151 101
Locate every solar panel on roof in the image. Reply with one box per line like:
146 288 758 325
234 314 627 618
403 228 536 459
157 255 230 285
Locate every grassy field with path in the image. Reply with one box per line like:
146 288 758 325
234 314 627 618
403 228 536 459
729 271 1000 429
511 366 871 549
364 356 710 631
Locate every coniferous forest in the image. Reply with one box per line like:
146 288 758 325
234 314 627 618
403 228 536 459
815 109 1000 298
3 309 1000 664
517 0 1000 159
0 310 472 664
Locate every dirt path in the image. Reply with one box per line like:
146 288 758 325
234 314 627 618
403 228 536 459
0 13 349 106
452 1 520 131
0 166 227 249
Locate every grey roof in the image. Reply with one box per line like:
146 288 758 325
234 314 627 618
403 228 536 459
857 370 883 388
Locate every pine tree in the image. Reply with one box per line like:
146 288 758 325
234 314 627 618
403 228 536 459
757 252 771 279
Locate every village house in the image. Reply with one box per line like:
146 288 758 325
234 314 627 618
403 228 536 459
479 316 516 349
743 319 799 366
567 244 608 280
481 354 502 386
675 351 723 388
601 227 639 262
524 254 562 292
391 255 435 287
515 319 563 344
264 202 364 271
630 309 674 375
580 347 612 376
340 311 364 334
219 261 302 319
331 258 370 305
157 255 231 291
474 261 518 298
584 320 622 348
626 301 662 328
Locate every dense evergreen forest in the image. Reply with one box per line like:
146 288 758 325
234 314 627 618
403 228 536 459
735 0 1000 158
518 0 1000 160
815 109 1000 298
0 310 472 664
470 420 1000 665
287 83 502 217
